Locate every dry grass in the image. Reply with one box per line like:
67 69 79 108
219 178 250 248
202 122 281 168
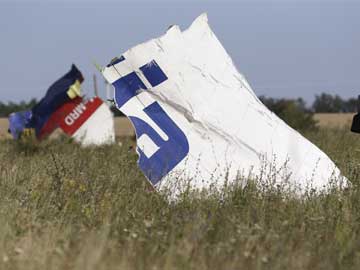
0 118 135 139
314 113 354 128
0 119 10 139
0 128 359 269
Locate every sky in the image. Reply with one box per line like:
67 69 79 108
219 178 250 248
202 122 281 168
0 0 359 104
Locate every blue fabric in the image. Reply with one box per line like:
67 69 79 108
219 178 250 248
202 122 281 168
8 111 32 139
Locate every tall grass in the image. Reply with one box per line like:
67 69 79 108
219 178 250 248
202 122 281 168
0 128 360 270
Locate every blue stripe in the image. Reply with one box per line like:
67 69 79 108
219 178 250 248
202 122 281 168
113 71 147 108
140 60 168 87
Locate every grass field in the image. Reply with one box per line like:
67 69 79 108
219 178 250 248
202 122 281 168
0 127 360 270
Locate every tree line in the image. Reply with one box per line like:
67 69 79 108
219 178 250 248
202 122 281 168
258 93 358 132
0 93 358 132
260 93 359 114
0 99 38 117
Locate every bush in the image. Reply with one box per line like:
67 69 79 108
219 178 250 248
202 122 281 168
313 93 358 113
259 96 317 132
0 98 37 117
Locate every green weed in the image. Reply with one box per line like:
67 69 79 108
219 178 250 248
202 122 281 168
0 128 359 270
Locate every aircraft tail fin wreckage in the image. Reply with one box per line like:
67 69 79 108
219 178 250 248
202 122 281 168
101 13 348 195
9 65 115 146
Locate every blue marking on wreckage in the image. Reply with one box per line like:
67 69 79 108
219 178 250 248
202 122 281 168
140 60 168 87
112 60 189 185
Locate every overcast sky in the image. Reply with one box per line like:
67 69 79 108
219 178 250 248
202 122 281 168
0 0 359 104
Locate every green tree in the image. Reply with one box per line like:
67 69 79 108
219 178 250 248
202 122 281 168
0 98 37 117
343 97 358 113
312 93 345 113
259 96 317 132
